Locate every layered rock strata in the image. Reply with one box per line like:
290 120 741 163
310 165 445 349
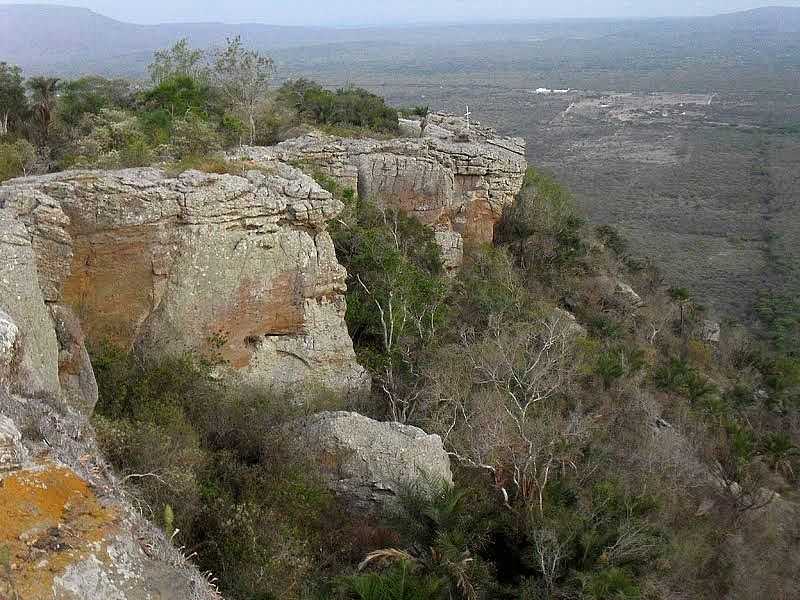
1 165 368 396
236 113 527 269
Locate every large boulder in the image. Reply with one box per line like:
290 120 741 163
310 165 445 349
236 113 527 269
1 165 368 397
285 411 453 513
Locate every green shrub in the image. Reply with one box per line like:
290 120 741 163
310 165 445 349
497 167 587 283
580 568 641 600
330 191 446 368
170 111 223 159
91 347 339 600
0 138 35 181
277 79 400 134
340 562 444 600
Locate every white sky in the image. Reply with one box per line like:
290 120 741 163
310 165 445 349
3 1 799 26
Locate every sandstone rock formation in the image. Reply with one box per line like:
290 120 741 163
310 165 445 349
284 411 453 513
235 113 527 269
0 165 368 396
0 208 220 599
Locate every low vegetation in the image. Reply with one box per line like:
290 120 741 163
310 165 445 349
5 40 790 599
0 40 400 182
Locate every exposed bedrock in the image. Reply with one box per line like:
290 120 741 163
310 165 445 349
235 113 527 269
0 165 369 396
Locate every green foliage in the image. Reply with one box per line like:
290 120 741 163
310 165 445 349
26 75 59 144
0 62 28 135
141 75 220 120
758 432 798 478
593 347 627 390
148 38 207 84
278 79 400 134
595 225 629 257
452 245 529 328
579 568 641 600
92 347 336 600
57 76 133 128
756 293 800 357
341 562 444 600
0 138 35 181
497 167 587 283
170 111 223 159
329 185 446 368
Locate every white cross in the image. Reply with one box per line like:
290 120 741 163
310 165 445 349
464 105 472 130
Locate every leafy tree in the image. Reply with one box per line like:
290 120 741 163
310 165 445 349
212 36 274 144
170 112 223 159
148 38 206 84
140 75 220 120
0 139 36 181
57 76 132 127
0 62 27 136
276 79 400 134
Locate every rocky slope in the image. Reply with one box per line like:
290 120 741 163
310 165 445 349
236 113 527 269
0 214 219 599
0 120 525 598
0 164 368 397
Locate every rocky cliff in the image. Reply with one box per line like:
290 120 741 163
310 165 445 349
0 118 525 597
236 113 527 269
0 210 219 599
0 165 368 396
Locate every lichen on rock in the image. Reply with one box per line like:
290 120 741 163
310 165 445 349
1 165 368 398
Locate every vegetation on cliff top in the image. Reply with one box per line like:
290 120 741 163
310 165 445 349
0 40 399 181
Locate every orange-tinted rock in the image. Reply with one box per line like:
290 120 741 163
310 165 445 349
236 112 527 270
1 165 368 397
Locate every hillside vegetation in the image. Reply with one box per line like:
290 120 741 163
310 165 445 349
2 38 799 600
0 39 399 180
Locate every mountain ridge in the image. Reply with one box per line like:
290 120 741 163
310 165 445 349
2 4 800 76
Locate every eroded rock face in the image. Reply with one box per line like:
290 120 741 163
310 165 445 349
1 165 368 396
0 299 218 599
284 411 453 513
236 113 527 269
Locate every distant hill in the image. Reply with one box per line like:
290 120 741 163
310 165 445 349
706 6 800 31
2 4 800 77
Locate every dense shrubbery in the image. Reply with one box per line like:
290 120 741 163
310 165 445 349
92 347 347 599
277 79 400 134
0 40 401 178
77 106 800 598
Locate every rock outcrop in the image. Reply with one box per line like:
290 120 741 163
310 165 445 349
1 165 368 396
235 113 527 269
284 411 453 513
0 208 219 600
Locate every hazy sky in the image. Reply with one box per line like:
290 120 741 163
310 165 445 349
4 1 800 26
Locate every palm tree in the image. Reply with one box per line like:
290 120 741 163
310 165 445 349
353 485 489 600
26 76 59 144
